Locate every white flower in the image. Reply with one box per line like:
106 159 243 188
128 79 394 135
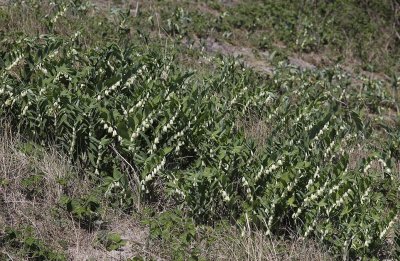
306 179 313 190
267 216 273 227
21 105 29 115
378 159 386 167
221 190 230 202
293 208 302 218
313 166 320 179
145 175 152 182
379 216 398 239
131 132 139 140
135 101 142 108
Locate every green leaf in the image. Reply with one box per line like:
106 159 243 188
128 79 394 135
351 111 363 131
287 196 296 207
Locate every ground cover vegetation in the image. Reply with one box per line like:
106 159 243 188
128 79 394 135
0 0 399 260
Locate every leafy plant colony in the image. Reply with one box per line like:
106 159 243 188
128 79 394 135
1 0 399 259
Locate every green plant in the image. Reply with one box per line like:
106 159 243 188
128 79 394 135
145 209 204 260
0 1 399 259
0 227 66 260
97 231 126 251
59 194 101 229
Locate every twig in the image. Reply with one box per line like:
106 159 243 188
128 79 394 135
1 251 14 261
109 144 142 209
13 208 44 240
109 145 140 185
150 4 162 38
395 29 400 42
3 200 37 205
134 1 139 17
69 213 80 256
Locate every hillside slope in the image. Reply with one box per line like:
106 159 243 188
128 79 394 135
1 1 399 260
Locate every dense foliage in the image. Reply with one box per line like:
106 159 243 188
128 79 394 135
1 0 399 259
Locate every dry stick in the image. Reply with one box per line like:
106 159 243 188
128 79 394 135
109 145 141 209
134 1 139 17
1 251 14 261
150 4 162 39
69 213 80 256
13 207 43 239
109 145 140 184
3 200 37 205
395 28 400 42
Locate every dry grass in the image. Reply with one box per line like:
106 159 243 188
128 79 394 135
236 116 271 152
0 124 149 260
0 1 48 36
210 228 332 261
0 124 84 258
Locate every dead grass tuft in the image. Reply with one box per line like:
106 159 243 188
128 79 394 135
236 116 271 151
208 225 332 261
0 125 149 260
0 124 87 258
